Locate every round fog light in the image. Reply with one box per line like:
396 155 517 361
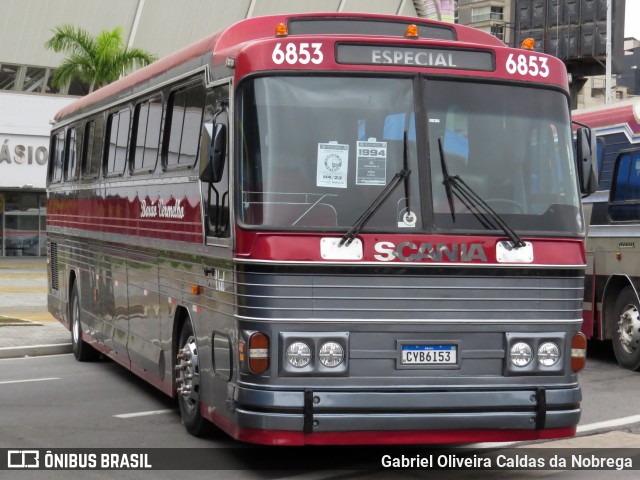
319 342 344 368
510 342 533 367
286 342 312 368
538 342 560 367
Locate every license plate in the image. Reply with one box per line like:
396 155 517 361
401 345 457 365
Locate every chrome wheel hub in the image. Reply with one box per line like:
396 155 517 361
72 298 80 344
176 336 200 409
618 304 640 355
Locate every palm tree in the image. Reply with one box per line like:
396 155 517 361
45 24 157 93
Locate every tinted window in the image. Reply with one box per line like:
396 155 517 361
165 83 204 168
82 117 105 178
49 132 65 183
65 127 82 181
106 108 130 175
610 151 640 222
132 97 162 172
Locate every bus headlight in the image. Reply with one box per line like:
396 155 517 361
286 341 312 368
509 342 533 367
537 342 560 367
318 341 344 368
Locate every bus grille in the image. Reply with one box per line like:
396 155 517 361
236 265 583 322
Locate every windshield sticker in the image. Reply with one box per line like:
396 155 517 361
317 142 349 188
356 140 387 185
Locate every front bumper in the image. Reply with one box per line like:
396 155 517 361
219 385 581 445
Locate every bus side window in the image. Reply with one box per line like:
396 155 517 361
131 96 162 173
105 108 131 176
48 131 65 184
200 85 229 238
65 126 82 181
82 115 104 179
165 83 205 169
610 151 640 222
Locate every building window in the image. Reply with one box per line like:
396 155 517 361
491 24 505 41
68 78 91 96
0 64 20 90
471 6 503 23
22 67 47 93
45 69 61 94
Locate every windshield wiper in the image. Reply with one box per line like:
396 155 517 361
437 138 526 249
340 133 411 247
438 137 457 222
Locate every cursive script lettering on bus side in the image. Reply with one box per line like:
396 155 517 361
140 198 185 219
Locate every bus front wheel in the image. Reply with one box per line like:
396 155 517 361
176 321 211 436
612 286 640 371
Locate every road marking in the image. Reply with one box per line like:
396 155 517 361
113 409 174 419
0 353 72 361
0 377 60 385
472 414 640 449
577 414 640 433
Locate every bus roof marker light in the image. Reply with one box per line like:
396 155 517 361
520 38 535 50
405 24 419 39
275 23 288 37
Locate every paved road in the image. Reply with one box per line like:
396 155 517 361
1 351 639 479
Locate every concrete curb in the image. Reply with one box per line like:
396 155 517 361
0 343 72 359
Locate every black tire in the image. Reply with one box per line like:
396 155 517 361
176 320 212 437
611 286 640 371
70 283 99 362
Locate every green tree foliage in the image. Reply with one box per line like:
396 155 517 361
45 24 157 92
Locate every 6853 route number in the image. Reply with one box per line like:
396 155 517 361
505 53 549 78
272 42 324 65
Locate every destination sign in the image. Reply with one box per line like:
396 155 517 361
336 44 494 71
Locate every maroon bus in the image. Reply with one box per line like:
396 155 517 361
575 99 640 370
47 13 594 445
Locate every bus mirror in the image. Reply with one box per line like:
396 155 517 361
200 123 227 183
576 127 598 195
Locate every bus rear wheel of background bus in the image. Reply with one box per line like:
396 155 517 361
612 286 640 371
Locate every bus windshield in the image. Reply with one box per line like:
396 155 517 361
427 79 582 236
238 76 582 236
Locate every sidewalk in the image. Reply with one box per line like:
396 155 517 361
0 257 71 358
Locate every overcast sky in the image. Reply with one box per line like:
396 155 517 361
625 1 638 39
